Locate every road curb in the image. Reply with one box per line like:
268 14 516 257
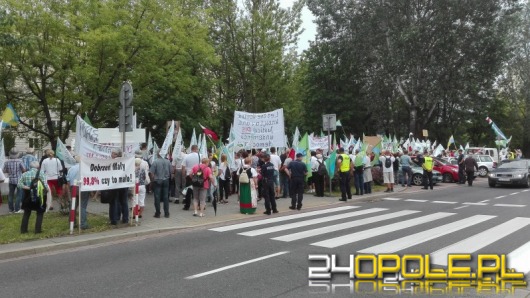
0 188 406 261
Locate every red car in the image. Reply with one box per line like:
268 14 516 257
433 157 460 183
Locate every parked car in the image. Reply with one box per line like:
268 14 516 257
471 154 497 177
433 157 460 183
398 160 443 186
442 155 496 177
488 159 530 188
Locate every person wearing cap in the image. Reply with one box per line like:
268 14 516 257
260 153 279 214
336 147 353 201
21 148 37 173
457 149 465 184
286 153 307 210
4 149 26 213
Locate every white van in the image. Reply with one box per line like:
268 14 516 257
465 147 500 163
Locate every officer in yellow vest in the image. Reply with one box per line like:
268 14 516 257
422 151 434 190
336 148 353 201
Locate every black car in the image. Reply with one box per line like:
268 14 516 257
488 159 530 188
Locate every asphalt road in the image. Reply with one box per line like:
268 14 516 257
1 179 529 298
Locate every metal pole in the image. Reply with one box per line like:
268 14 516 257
122 104 126 154
327 116 332 196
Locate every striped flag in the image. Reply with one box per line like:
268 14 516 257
485 117 508 140
1 103 19 128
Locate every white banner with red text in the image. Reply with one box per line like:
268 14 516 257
80 156 135 191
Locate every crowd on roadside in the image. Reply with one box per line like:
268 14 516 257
2 141 524 234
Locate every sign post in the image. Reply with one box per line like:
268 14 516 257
119 81 133 153
322 114 336 195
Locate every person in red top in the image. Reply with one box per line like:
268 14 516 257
191 158 216 217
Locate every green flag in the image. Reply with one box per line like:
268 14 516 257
297 133 312 181
371 140 382 166
325 151 337 179
84 113 93 127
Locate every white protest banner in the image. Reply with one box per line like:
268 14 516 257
309 135 329 150
75 115 98 155
233 108 285 148
160 120 174 157
79 140 138 159
80 156 135 191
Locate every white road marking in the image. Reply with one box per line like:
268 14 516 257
462 202 489 206
432 201 458 204
210 206 359 232
507 241 530 274
493 204 526 208
478 200 489 203
358 215 496 254
494 196 506 199
238 208 387 237
522 190 530 192
185 251 290 279
430 217 530 266
382 198 401 201
311 212 455 248
405 199 428 202
510 192 520 196
454 206 469 210
272 210 420 242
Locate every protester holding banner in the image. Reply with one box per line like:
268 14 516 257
134 158 146 218
67 156 90 230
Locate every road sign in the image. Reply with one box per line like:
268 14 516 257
119 81 133 108
99 128 146 143
322 114 336 131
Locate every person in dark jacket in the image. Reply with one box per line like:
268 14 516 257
464 155 479 186
260 154 278 215
286 153 308 210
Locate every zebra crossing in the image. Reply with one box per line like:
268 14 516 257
210 206 530 272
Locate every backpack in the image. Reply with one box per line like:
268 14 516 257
192 165 205 187
224 163 231 180
384 156 392 168
239 168 250 184
30 177 47 211
317 161 328 176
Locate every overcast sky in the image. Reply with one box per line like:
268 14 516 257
278 0 317 51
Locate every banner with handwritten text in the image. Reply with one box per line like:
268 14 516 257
233 109 285 148
80 156 135 191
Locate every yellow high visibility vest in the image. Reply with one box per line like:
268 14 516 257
339 154 351 172
423 156 434 171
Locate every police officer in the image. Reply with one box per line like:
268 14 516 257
260 154 278 215
286 153 307 210
336 148 353 201
422 151 434 190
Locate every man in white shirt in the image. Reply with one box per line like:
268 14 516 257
172 149 186 204
269 147 282 198
181 145 201 210
379 150 396 193
41 150 65 211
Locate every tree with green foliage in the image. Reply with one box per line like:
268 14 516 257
304 0 518 143
207 0 304 139
0 0 215 148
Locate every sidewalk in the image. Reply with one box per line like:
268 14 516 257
0 186 405 260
